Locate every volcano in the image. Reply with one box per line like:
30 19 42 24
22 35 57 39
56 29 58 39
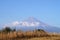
4 17 60 32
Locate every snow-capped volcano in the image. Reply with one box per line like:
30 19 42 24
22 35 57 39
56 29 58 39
4 17 46 27
22 17 47 27
20 17 43 27
3 17 60 32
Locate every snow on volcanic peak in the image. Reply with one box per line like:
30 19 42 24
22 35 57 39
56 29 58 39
19 17 40 26
3 21 20 28
20 21 40 26
3 17 48 27
24 17 47 26
12 21 20 26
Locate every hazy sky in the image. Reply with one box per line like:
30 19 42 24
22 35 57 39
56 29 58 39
0 0 60 27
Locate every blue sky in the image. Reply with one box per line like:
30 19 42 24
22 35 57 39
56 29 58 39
0 0 60 27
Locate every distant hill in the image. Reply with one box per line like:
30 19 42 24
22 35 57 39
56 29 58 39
3 17 60 32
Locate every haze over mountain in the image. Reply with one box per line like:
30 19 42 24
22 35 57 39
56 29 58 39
3 17 60 32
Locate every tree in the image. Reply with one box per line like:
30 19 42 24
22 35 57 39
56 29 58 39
37 29 45 32
3 27 12 33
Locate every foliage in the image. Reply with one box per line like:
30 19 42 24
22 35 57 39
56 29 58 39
36 29 45 32
2 27 16 33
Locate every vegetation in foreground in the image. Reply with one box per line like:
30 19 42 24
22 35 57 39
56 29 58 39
0 27 60 40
